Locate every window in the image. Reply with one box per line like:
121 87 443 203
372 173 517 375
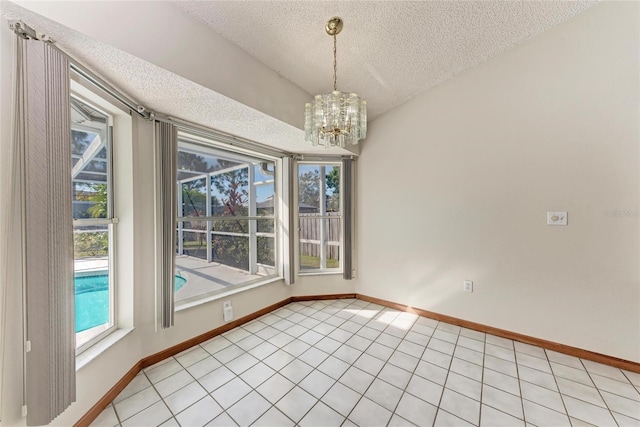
71 96 115 350
298 163 342 273
175 136 279 306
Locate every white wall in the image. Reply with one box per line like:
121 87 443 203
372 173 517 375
355 1 640 362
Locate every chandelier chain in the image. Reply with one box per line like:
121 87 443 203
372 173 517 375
333 34 337 91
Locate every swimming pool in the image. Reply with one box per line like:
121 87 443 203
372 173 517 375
75 274 186 333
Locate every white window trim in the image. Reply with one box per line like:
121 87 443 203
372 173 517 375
70 78 132 356
174 132 285 310
296 161 344 275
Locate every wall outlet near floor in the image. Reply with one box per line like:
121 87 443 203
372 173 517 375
223 300 233 322
463 280 473 293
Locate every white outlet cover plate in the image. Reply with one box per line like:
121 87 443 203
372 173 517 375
547 211 568 225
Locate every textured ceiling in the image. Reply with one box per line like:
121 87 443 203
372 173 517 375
1 1 595 155
1 1 334 155
175 1 595 119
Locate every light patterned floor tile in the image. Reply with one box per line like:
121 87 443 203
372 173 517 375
299 369 335 398
482 384 524 420
120 401 172 427
480 404 525 427
321 381 362 417
275 386 317 422
164 381 207 415
434 409 475 426
395 392 438 426
252 407 295 427
522 400 571 427
439 388 480 425
175 396 222 427
280 358 314 383
227 391 271 426
563 395 618 426
256 372 295 404
365 378 404 411
114 386 161 421
102 301 635 427
299 401 345 427
210 377 251 409
348 396 393 427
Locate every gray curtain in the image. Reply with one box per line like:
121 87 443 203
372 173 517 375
17 37 76 425
283 157 295 285
342 158 354 280
156 121 178 328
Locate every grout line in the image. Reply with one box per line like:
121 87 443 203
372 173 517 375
106 299 636 427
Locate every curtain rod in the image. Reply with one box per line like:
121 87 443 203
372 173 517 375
8 20 353 161
9 20 151 119
153 113 294 159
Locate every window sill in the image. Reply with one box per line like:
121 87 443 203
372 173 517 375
76 327 134 371
298 271 344 276
175 276 285 312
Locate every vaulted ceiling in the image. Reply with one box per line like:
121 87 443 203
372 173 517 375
175 1 595 119
2 1 595 154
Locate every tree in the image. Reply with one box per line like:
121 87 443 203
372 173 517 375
210 164 250 269
325 166 340 212
87 183 107 218
298 169 320 208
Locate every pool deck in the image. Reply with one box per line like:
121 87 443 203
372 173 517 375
74 255 276 305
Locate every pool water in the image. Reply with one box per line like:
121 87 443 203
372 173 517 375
75 274 186 333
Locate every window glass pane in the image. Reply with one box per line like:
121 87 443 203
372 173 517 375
298 163 342 272
325 166 341 214
211 235 249 270
178 221 208 260
299 217 341 270
211 166 249 217
298 165 321 212
257 236 275 267
181 178 207 217
175 139 280 305
300 242 321 270
73 224 111 347
72 96 114 350
298 164 340 214
255 163 275 216
72 102 110 221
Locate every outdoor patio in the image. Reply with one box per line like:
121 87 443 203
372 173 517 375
174 255 276 305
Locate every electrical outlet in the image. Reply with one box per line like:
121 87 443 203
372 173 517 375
223 300 233 322
463 280 473 293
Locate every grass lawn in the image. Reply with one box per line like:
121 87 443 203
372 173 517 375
300 254 340 269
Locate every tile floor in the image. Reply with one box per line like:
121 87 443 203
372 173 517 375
90 299 640 427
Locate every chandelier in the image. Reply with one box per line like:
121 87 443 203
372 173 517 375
305 17 367 148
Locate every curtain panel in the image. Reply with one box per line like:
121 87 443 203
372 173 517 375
155 121 178 328
16 36 76 425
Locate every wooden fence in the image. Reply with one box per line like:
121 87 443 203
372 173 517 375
299 213 341 261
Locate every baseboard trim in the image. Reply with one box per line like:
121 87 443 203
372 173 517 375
141 298 291 369
291 293 356 302
356 293 640 373
73 297 290 427
76 292 640 426
74 362 141 427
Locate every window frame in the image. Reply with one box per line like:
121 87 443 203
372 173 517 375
70 93 118 354
175 132 283 308
296 161 344 275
